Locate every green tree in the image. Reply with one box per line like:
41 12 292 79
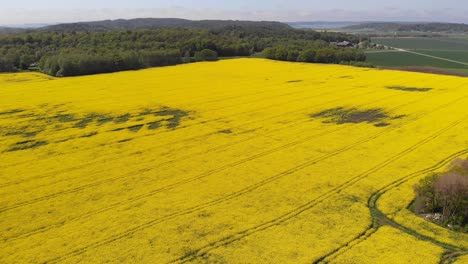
297 49 316 62
20 54 35 70
262 47 276 59
274 47 288 61
287 50 300 62
194 49 218 61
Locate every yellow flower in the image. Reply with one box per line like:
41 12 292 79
0 59 467 263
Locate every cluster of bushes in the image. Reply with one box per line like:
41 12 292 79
0 25 364 76
413 158 468 231
263 45 366 64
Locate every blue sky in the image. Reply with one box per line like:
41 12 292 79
1 0 467 24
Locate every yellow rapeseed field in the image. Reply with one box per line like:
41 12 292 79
0 58 467 263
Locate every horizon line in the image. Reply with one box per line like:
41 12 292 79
2 18 467 28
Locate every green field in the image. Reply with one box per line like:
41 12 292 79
412 50 468 63
367 37 468 74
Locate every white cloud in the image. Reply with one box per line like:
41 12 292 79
0 7 467 25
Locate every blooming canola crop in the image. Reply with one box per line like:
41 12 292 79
0 58 467 263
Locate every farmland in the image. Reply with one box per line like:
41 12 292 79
372 37 468 50
367 37 468 75
0 58 467 263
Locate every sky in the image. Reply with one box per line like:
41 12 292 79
0 0 467 25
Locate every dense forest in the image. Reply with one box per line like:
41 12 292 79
0 19 367 76
0 19 292 35
36 18 292 32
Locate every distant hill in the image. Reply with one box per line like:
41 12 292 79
1 23 50 28
36 18 291 32
288 21 361 29
344 22 468 33
0 27 29 34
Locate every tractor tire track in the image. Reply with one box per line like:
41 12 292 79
316 148 468 263
169 112 468 264
439 252 466 264
42 94 467 263
0 72 421 176
3 89 423 241
0 68 346 169
0 83 372 188
0 86 377 192
0 75 435 190
0 88 421 214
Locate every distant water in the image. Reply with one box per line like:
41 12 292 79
288 22 360 29
0 23 50 29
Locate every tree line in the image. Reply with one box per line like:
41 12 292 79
0 23 367 76
263 44 366 64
